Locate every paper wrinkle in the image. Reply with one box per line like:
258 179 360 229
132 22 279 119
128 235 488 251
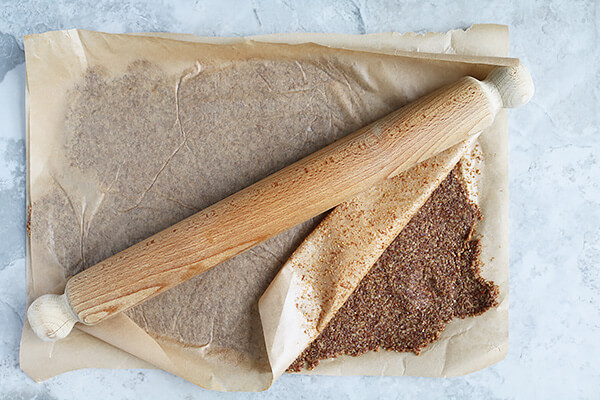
22 25 510 391
69 30 90 74
121 64 202 213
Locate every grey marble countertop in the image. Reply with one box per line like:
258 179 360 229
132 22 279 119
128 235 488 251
1 1 598 399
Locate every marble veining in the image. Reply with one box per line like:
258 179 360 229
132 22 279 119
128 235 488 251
1 0 598 398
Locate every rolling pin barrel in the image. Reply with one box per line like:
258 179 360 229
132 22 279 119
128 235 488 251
27 64 533 341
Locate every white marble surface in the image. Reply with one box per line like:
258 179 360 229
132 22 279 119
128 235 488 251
1 0 598 398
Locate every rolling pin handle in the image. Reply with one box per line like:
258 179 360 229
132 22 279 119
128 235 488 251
482 64 534 114
27 294 80 341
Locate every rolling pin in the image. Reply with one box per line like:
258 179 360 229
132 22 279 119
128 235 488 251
27 64 533 341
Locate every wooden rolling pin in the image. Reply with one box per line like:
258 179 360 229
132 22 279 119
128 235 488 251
27 64 533 341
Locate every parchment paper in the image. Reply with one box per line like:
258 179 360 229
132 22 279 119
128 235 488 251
21 25 510 391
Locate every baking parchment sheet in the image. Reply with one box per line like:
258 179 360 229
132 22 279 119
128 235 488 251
21 25 510 391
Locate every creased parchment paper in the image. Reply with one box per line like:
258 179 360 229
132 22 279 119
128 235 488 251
21 25 510 391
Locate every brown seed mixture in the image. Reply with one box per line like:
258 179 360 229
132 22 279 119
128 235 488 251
288 167 499 372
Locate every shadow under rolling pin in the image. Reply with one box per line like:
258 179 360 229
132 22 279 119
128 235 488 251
27 64 534 341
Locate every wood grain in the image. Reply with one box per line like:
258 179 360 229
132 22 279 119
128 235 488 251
66 76 492 325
